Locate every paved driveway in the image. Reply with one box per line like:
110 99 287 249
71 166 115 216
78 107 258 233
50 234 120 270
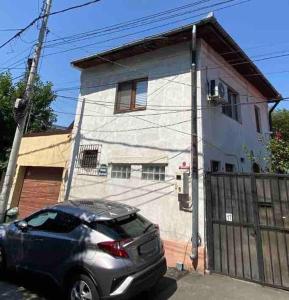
0 270 289 300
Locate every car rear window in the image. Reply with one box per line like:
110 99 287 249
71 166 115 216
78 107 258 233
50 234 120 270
90 214 154 239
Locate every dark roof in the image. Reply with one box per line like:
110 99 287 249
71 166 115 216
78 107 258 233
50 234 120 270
71 17 280 101
51 199 139 222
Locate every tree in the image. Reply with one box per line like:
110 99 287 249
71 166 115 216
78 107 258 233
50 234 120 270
270 109 289 173
272 109 289 143
0 72 57 170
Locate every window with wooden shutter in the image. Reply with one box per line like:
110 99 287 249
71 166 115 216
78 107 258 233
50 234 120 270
115 78 148 113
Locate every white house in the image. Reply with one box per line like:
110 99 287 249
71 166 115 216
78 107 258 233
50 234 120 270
67 17 280 272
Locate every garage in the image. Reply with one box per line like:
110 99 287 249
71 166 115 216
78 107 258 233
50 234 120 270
18 167 63 218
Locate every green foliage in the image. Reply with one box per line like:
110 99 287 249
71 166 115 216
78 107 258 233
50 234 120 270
0 72 57 170
269 137 289 173
272 109 289 142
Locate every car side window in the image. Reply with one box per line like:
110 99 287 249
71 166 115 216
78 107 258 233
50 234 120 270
27 211 57 230
26 210 80 233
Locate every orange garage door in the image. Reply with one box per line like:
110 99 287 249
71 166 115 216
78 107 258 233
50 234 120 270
18 167 63 218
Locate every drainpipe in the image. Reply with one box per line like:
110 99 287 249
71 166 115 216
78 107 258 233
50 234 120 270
190 24 199 265
269 100 280 133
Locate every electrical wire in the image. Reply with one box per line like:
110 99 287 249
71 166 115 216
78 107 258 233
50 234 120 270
42 0 250 57
0 0 101 50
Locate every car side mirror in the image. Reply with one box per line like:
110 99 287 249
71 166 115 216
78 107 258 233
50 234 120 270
17 221 28 232
6 207 19 217
4 207 19 223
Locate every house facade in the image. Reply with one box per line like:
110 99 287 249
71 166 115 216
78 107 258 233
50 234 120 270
67 17 280 271
8 129 72 219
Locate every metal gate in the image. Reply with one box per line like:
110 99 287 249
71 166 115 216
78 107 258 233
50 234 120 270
206 173 289 290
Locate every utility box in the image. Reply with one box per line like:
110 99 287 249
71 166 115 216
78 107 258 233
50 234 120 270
175 172 189 194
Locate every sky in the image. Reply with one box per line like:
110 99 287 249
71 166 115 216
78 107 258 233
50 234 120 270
0 0 289 127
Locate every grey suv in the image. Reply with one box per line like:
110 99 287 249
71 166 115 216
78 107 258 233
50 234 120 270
0 200 167 299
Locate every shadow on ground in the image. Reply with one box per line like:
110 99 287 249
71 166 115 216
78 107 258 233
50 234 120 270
0 270 178 300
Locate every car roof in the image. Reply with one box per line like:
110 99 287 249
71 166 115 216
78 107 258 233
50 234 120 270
50 199 139 222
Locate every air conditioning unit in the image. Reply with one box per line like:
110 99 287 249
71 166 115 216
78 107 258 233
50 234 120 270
208 79 229 104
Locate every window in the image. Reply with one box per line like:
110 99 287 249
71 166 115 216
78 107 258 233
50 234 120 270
115 78 148 113
81 150 98 168
26 210 80 233
111 164 131 179
77 145 101 172
222 89 241 122
211 161 220 172
225 163 235 172
90 214 154 240
142 165 165 181
254 105 261 133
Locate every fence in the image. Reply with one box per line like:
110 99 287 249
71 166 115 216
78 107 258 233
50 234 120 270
206 172 289 290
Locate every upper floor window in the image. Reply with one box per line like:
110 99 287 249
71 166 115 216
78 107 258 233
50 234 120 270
254 105 261 133
115 78 148 113
222 89 241 122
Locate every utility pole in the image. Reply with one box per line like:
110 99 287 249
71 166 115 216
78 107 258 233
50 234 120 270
190 24 199 266
0 0 52 222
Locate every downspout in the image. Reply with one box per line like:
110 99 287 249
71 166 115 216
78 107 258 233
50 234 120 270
269 100 280 133
190 24 199 265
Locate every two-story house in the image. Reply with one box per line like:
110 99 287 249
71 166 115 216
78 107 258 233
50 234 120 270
66 17 280 272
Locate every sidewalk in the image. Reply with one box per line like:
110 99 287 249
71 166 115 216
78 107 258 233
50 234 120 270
0 270 289 299
156 272 289 300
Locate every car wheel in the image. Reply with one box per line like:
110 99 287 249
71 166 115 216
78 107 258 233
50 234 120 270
0 248 6 273
68 274 99 300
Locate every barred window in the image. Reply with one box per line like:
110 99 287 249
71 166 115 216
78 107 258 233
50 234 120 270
142 165 165 181
111 164 131 179
77 145 101 173
80 150 98 168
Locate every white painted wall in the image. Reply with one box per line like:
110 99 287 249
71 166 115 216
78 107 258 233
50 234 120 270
70 42 194 242
69 39 271 246
198 40 270 173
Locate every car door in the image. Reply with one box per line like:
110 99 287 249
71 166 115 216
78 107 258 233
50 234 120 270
23 209 81 275
4 222 26 268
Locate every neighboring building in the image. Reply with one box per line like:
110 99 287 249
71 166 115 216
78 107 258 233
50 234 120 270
67 17 280 271
8 129 72 219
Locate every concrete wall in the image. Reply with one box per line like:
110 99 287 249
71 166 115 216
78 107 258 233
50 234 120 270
8 132 71 208
70 42 193 247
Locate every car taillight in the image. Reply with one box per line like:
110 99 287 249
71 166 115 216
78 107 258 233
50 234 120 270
98 240 130 258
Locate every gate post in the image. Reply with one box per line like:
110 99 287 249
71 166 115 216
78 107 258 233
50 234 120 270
251 175 265 283
205 173 214 271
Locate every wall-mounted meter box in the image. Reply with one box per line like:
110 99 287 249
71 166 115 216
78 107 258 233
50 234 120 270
175 172 189 194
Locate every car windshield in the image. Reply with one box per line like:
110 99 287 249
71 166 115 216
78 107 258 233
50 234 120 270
90 213 154 239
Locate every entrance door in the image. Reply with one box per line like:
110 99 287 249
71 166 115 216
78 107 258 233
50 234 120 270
206 173 289 291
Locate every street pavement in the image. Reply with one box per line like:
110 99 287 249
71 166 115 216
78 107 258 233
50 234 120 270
0 269 289 300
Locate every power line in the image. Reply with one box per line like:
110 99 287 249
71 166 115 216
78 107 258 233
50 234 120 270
0 0 101 50
42 0 250 57
44 0 219 47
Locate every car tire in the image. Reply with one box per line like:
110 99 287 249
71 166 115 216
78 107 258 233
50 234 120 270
67 274 99 300
0 247 6 274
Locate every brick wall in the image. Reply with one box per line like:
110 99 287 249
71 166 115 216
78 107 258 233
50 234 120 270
163 239 205 273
